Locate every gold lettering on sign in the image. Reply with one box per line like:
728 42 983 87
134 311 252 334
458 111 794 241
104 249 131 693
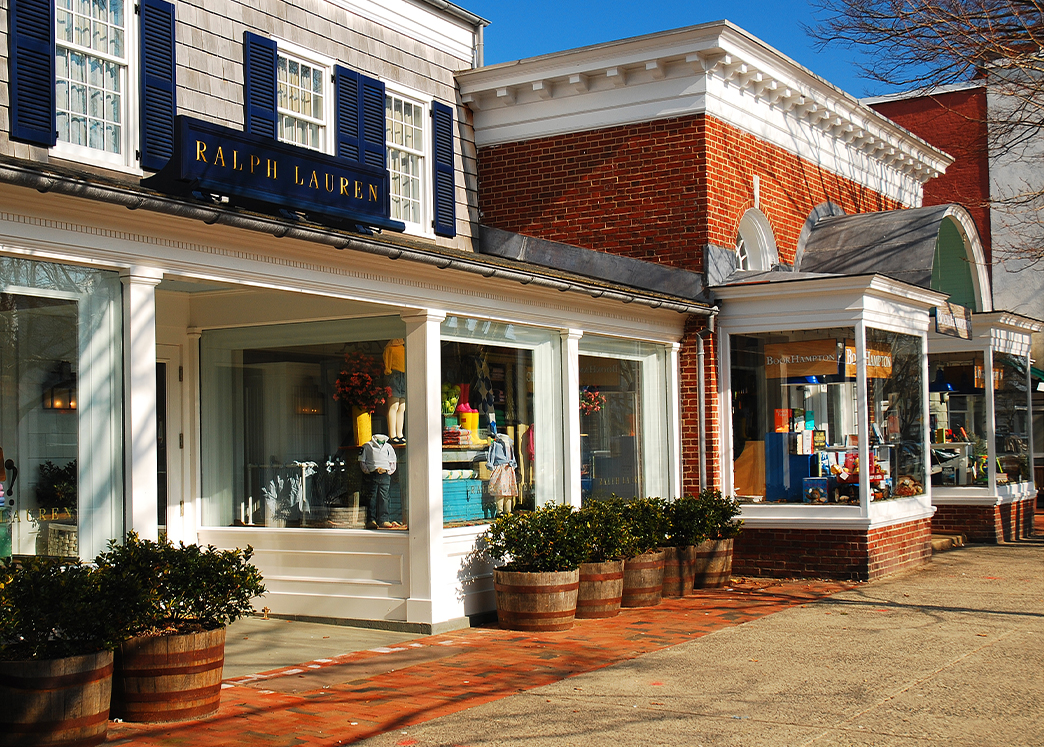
354 181 363 199
369 184 378 202
196 140 208 162
213 146 226 167
340 177 350 196
325 174 336 193
250 155 261 174
295 166 305 186
233 150 244 170
267 159 277 179
309 170 319 189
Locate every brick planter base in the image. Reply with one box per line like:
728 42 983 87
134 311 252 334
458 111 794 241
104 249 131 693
933 498 1036 543
733 517 932 582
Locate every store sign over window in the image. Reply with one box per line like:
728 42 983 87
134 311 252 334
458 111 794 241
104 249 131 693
764 339 838 378
935 302 972 339
844 340 893 379
143 116 406 232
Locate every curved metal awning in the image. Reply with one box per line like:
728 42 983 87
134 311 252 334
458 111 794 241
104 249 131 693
798 204 993 312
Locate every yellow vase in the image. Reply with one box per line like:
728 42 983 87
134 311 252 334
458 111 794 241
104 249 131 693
353 407 372 446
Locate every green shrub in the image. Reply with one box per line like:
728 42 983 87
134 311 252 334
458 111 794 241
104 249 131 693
575 498 632 562
693 489 743 540
478 504 585 573
94 532 266 635
0 556 131 660
664 493 708 547
622 497 669 556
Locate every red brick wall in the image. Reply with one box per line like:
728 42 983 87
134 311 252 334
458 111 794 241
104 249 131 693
870 88 992 265
477 113 904 269
933 499 1037 542
733 518 932 581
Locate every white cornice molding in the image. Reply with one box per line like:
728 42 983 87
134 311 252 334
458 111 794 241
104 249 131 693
458 21 952 205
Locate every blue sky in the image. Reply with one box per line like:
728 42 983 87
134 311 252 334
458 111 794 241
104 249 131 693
464 1 896 100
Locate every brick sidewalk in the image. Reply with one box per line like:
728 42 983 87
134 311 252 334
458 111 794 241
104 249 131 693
107 577 851 747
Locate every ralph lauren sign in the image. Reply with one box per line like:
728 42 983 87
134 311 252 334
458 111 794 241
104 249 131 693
143 116 406 232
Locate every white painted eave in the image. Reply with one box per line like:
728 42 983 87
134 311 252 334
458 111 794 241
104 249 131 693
457 20 952 187
713 272 948 311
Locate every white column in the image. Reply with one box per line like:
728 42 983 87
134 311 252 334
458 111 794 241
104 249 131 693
401 309 446 625
855 321 870 517
984 345 997 494
667 341 683 499
184 329 203 543
121 266 164 541
562 330 582 508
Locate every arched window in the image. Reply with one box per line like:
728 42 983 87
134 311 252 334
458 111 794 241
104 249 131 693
735 209 778 271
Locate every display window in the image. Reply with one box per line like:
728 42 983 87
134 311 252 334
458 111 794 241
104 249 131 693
577 335 671 502
993 351 1031 485
928 352 987 486
730 326 925 505
200 316 409 530
440 317 562 525
0 258 123 559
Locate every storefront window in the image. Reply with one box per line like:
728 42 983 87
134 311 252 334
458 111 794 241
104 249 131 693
928 352 987 487
866 327 926 500
993 352 1031 484
730 327 924 505
201 317 408 529
0 258 123 559
440 317 561 525
578 335 670 502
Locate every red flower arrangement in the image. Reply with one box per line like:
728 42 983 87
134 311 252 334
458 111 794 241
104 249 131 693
334 351 391 413
579 387 607 416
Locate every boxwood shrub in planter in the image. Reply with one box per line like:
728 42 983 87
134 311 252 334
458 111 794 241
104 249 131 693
94 533 266 723
691 490 743 588
477 504 585 631
621 497 669 608
662 494 709 598
0 556 132 747
573 499 633 619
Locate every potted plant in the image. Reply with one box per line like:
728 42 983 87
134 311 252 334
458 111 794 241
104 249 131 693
477 504 585 631
573 498 632 618
333 350 392 446
661 494 708 597
691 489 743 588
94 532 266 723
620 497 669 607
0 556 131 747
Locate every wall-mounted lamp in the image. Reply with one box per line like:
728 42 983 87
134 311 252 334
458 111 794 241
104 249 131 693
42 361 77 411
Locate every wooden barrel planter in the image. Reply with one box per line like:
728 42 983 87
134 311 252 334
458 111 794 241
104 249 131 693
494 569 579 631
0 650 113 747
692 538 735 589
621 550 665 608
576 560 624 619
661 545 696 598
112 627 226 723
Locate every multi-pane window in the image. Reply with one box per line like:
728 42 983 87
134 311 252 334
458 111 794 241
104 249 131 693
386 93 424 226
278 52 326 151
55 0 127 155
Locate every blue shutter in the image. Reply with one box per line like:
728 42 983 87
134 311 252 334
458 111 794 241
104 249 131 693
334 65 361 162
243 32 277 139
431 100 456 238
8 0 56 146
139 0 176 171
360 76 386 170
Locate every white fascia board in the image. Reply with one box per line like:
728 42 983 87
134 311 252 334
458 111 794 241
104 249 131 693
325 0 476 63
860 81 985 106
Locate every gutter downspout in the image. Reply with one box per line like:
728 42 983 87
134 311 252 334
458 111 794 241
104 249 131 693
476 22 484 68
695 314 716 491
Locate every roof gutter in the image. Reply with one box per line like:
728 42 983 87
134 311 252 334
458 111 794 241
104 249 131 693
0 162 713 317
419 0 490 67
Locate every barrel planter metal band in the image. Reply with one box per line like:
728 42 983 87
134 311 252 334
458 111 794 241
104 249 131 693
622 549 665 608
661 545 697 597
112 627 226 723
692 538 735 588
494 569 579 631
576 560 624 619
0 650 113 747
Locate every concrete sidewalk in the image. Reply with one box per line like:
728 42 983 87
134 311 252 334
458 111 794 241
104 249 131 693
108 532 1042 746
355 540 1044 747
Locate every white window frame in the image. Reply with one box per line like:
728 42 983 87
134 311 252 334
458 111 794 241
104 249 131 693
736 208 779 272
51 0 140 174
273 39 334 155
385 81 432 237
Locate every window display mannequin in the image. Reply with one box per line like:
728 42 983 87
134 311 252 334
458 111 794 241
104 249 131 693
486 429 517 516
384 338 406 445
359 433 399 528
